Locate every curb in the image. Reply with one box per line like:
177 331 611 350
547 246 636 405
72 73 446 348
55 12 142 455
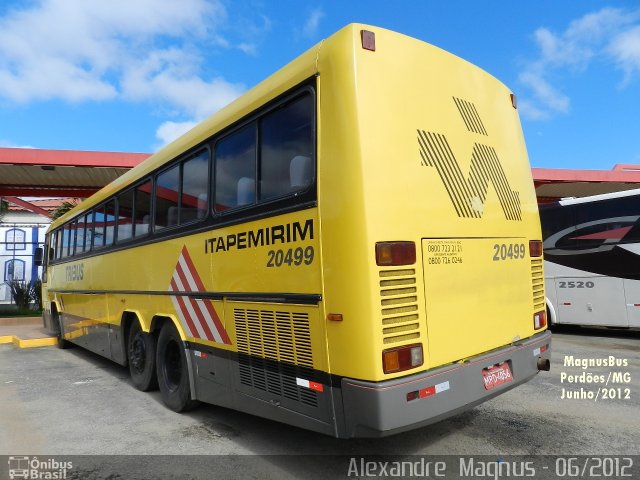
0 316 43 326
0 335 58 348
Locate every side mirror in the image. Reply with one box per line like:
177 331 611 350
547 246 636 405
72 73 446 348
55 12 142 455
34 247 44 267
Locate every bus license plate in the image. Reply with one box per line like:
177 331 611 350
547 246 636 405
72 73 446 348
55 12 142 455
482 363 513 390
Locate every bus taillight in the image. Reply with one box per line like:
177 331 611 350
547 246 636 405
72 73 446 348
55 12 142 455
534 310 547 330
382 344 423 374
529 240 543 257
376 241 416 266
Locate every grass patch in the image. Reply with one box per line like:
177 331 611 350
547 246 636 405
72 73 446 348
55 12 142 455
0 308 42 318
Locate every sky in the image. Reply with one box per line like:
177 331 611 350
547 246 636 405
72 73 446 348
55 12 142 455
1 0 640 170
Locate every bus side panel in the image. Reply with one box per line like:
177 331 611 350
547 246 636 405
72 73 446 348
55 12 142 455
59 292 112 356
624 279 640 328
556 276 627 327
223 301 334 422
190 300 336 435
545 261 629 327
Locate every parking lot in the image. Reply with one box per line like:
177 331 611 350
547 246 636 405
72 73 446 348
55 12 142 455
1 326 638 478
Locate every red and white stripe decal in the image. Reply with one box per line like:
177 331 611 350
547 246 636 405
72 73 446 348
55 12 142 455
168 246 231 345
419 380 450 399
296 377 324 392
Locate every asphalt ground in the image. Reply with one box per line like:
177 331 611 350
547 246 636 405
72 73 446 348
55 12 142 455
0 325 638 479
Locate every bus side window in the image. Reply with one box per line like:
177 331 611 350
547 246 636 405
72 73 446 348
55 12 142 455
53 230 61 260
155 165 180 230
215 124 256 211
84 212 94 251
117 189 134 243
104 200 116 247
134 181 152 237
94 205 106 249
181 150 209 223
76 215 87 254
290 155 312 189
259 93 313 201
237 177 255 206
61 223 70 258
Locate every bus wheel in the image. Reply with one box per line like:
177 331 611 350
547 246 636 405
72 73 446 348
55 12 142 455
54 310 70 349
127 321 158 391
156 321 199 412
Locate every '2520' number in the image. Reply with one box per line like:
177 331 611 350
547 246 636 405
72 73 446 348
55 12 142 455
267 246 314 267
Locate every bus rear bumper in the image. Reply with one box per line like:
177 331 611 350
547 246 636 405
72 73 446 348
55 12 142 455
339 330 551 438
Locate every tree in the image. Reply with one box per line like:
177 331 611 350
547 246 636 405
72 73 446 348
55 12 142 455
5 279 39 310
51 199 80 220
0 198 8 223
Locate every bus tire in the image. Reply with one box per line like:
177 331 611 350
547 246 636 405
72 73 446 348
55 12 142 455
156 321 199 412
127 321 158 391
54 309 71 349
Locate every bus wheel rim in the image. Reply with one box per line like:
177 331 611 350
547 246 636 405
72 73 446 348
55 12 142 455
129 333 146 374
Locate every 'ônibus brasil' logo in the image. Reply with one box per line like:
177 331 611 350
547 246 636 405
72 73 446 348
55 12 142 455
417 96 522 221
168 246 231 344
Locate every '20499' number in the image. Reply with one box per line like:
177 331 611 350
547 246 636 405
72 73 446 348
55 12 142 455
493 243 526 261
267 246 314 267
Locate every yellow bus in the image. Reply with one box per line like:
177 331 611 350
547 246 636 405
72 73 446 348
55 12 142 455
39 24 551 438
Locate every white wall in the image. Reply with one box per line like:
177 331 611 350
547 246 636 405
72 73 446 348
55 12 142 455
0 212 49 304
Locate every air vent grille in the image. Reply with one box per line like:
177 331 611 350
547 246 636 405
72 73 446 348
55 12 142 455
531 258 545 312
234 309 313 367
379 269 420 345
234 308 317 407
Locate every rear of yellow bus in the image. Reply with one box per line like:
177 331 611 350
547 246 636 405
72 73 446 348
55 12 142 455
317 25 550 437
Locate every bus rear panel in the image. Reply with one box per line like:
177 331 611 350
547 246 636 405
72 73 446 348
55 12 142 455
316 25 550 436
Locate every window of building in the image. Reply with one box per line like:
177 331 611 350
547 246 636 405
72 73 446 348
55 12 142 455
4 259 25 281
5 229 26 251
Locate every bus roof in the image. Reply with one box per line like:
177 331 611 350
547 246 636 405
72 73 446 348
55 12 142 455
48 27 324 230
556 187 640 207
48 23 506 231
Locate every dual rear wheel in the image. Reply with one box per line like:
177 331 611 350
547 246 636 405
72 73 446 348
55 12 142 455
127 320 198 411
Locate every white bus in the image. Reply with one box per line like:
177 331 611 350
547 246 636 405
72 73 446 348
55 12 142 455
541 188 640 329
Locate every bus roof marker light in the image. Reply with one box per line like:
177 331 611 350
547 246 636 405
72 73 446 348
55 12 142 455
376 241 416 266
529 240 543 257
510 93 517 109
327 313 343 322
361 30 376 51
